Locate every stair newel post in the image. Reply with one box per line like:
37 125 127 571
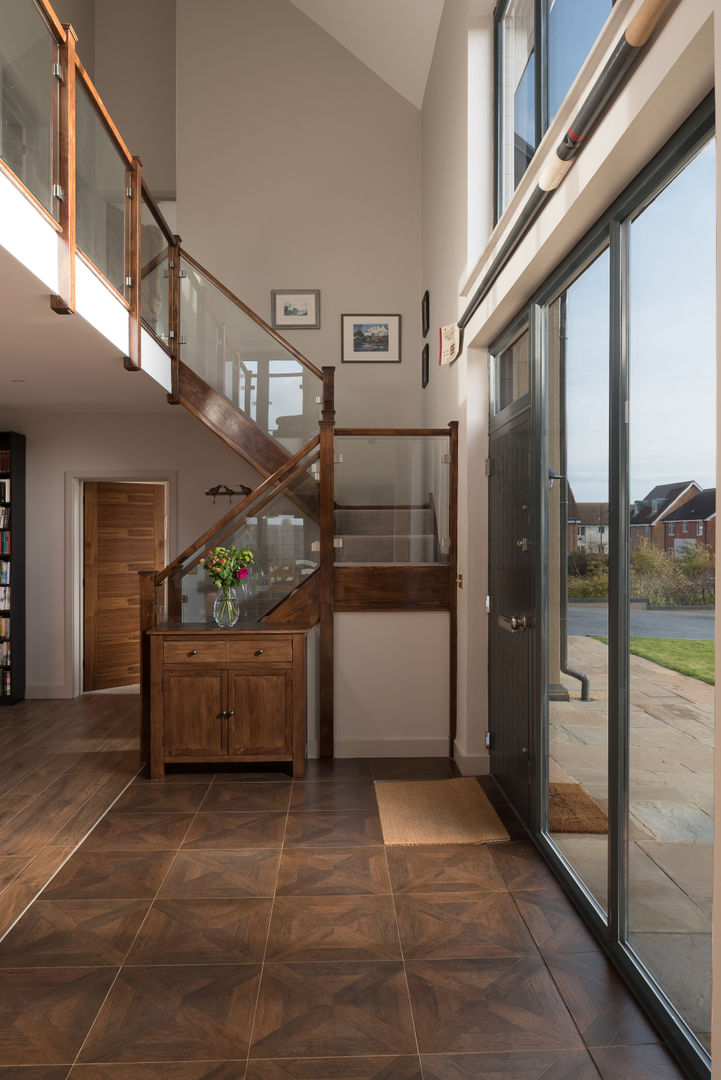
50 24 77 315
319 366 336 758
448 420 459 759
125 155 143 371
168 235 182 404
138 569 158 765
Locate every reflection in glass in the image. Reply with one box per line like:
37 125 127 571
491 327 529 414
546 248 610 912
334 437 450 564
0 0 56 214
627 139 715 1050
547 0 611 117
140 198 170 345
499 0 535 207
75 82 127 294
180 258 320 452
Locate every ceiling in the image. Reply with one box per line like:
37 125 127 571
288 0 445 108
0 244 170 413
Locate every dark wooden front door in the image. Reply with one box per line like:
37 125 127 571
83 481 165 690
488 407 534 826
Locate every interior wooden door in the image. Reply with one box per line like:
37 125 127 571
83 481 165 690
488 406 534 826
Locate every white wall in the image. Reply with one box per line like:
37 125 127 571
0 408 260 697
53 0 95 77
175 0 422 429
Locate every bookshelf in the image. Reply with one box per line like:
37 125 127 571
0 433 25 705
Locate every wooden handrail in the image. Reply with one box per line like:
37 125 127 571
34 0 67 42
75 57 133 166
181 449 320 577
155 434 320 585
181 249 324 381
140 247 170 281
140 179 176 245
334 428 451 437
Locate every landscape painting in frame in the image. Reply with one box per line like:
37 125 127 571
271 290 320 329
342 314 401 363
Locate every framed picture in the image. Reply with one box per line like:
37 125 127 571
422 343 430 388
271 290 320 329
341 314 401 363
421 290 430 338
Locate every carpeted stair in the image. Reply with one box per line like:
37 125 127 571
334 506 439 563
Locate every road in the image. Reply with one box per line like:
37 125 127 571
568 605 715 640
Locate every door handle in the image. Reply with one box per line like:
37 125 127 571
497 614 530 633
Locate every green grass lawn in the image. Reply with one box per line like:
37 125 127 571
595 637 714 685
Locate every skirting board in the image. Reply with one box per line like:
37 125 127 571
333 737 450 758
453 741 490 776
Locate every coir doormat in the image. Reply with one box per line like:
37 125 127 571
375 777 510 846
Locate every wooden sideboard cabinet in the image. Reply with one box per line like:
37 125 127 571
147 624 307 779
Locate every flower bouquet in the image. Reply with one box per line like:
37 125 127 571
200 544 254 627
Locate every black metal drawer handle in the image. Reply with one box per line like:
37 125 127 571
188 649 197 656
255 648 263 656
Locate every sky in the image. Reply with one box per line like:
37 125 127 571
565 139 716 503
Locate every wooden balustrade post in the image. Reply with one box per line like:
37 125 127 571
168 235 181 404
50 25 77 315
448 421 459 758
319 366 336 758
124 155 143 371
138 569 157 764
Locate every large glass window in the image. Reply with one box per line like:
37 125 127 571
496 0 612 215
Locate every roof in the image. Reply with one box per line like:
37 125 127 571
575 502 609 526
630 482 699 526
663 489 716 523
566 486 579 524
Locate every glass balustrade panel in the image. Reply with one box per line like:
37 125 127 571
140 197 170 346
180 257 321 449
334 436 450 564
75 81 127 295
0 0 56 214
180 468 320 624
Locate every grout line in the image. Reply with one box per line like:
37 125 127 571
68 774 215 1070
381 830 425 1074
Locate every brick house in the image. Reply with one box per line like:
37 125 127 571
663 488 716 555
629 481 701 551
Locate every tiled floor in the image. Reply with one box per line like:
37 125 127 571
0 741 691 1078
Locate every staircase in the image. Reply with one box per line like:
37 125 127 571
334 507 440 563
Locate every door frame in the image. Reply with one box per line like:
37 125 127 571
65 469 177 697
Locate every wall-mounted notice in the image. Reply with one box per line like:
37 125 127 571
439 323 463 366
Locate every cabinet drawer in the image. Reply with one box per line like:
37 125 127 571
163 639 228 664
227 637 293 663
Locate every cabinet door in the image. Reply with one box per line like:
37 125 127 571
164 671 225 757
227 673 290 755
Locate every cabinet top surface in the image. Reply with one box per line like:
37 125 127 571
149 622 309 637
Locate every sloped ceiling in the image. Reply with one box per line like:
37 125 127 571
288 0 445 108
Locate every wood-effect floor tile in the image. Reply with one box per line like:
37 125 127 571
0 844 76 939
275 847 390 896
546 952 661 1047
210 767 293 784
182 813 287 850
590 1044 688 1079
69 1065 244 1079
421 1049 601 1079
112 784 211 814
302 759 373 782
405 957 583 1054
265 895 401 961
245 1057 423 1078
0 966 117 1065
84 813 195 852
386 845 507 894
126 897 273 965
395 892 537 959
199 784 292 812
283 811 382 847
43 850 176 900
490 843 565 893
78 964 261 1063
0 899 150 967
0 1067 71 1078
0 856 28 892
371 759 454 781
158 850 281 898
250 961 416 1058
289 781 378 811
514 889 599 956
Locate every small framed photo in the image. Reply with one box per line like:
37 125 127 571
341 314 401 363
421 343 430 388
421 290 430 338
271 290 320 329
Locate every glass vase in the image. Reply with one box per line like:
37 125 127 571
213 586 241 628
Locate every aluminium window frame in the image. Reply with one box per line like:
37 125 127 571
488 89 715 1080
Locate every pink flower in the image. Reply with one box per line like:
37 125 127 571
236 567 249 579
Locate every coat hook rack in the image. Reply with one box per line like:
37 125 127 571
205 483 253 503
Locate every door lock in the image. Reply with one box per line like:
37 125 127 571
516 537 531 552
497 614 530 633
